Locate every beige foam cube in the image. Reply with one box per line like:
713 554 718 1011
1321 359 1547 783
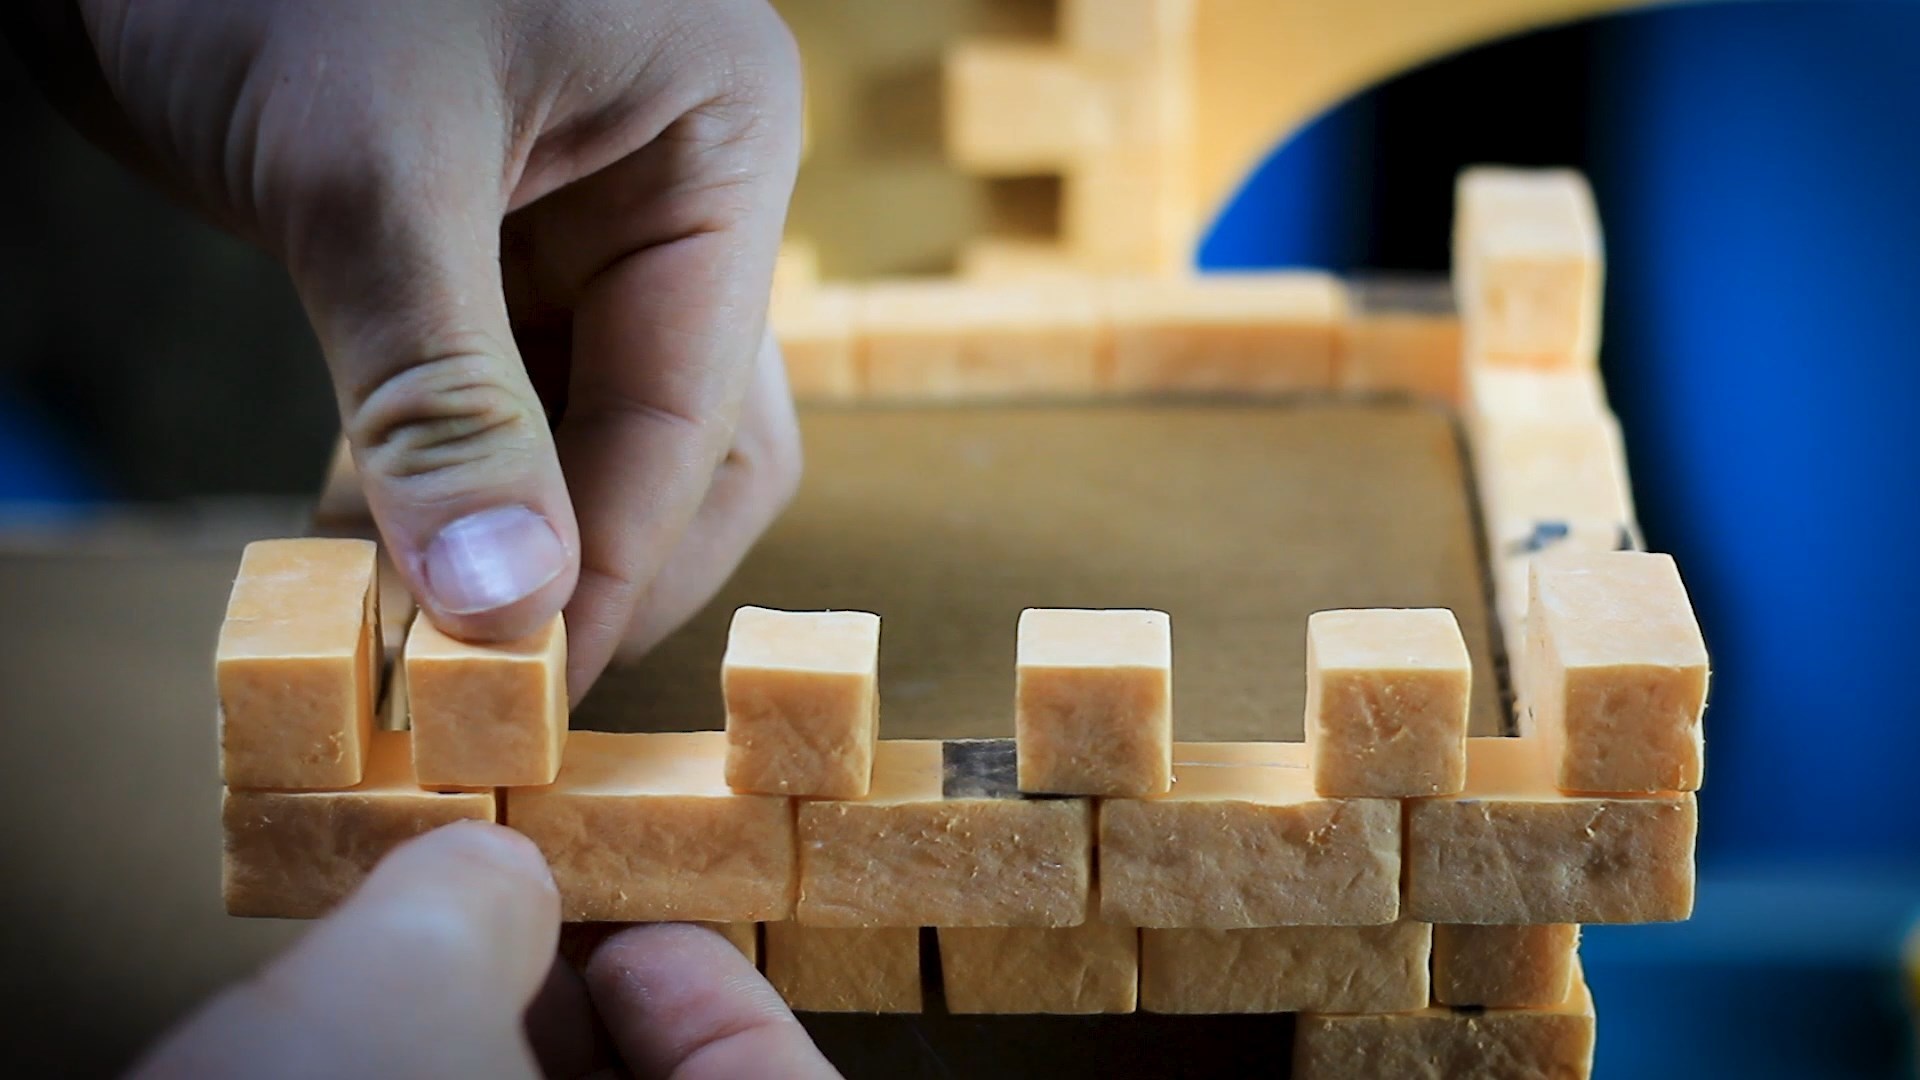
938 893 1137 1015
1405 737 1696 923
1492 519 1641 714
723 607 881 799
1141 921 1430 1014
859 279 1102 401
1016 608 1172 797
796 739 1090 928
1474 413 1635 536
958 238 1080 282
1104 273 1346 395
764 924 922 1013
1434 924 1581 1008
772 239 819 293
1295 965 1596 1080
1305 608 1471 797
945 42 1100 172
406 612 567 788
1527 552 1708 794
1453 166 1603 370
1099 742 1400 928
1339 277 1463 403
217 538 380 790
508 731 795 922
1464 365 1609 428
771 284 858 402
222 730 495 918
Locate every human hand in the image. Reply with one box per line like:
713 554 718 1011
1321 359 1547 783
28 0 805 696
131 823 839 1079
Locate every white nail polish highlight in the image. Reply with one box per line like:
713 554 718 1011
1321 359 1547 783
423 505 566 615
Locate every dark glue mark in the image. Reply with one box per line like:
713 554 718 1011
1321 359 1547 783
1509 520 1571 556
1615 523 1642 551
941 739 1069 801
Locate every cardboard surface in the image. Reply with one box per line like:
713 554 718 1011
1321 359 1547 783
584 399 1506 740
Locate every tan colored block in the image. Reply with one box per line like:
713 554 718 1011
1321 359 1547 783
771 284 857 402
1015 608 1172 796
1062 0 1195 63
1305 608 1470 797
217 538 380 790
723 606 880 799
509 731 795 922
1491 519 1640 705
222 730 495 918
772 239 819 293
1099 742 1400 928
1434 924 1580 1008
1453 166 1603 370
1295 966 1596 1080
1340 277 1463 403
1405 737 1696 923
1474 413 1635 533
1067 146 1192 275
957 238 1079 282
858 279 1102 401
1105 273 1346 394
1464 366 1609 428
796 739 1090 927
1526 552 1708 793
944 42 1100 172
765 924 922 1013
1141 921 1430 1014
407 613 567 788
698 922 760 966
938 894 1137 1015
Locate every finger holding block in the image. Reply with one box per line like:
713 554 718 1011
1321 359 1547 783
765 923 923 1013
222 730 496 918
406 612 567 788
723 606 881 799
1099 742 1400 928
1305 608 1470 797
508 731 796 922
1016 608 1172 797
1527 551 1708 793
217 538 381 790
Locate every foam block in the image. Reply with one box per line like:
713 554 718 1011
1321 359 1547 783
1474 414 1635 538
1016 608 1172 797
1453 166 1603 370
1295 965 1596 1079
1104 273 1346 395
1340 277 1463 403
1099 741 1400 928
796 739 1090 928
859 279 1102 401
771 285 859 402
764 923 922 1013
222 730 495 918
406 612 567 788
1405 737 1696 923
944 42 1099 172
509 731 796 922
1433 924 1581 1008
1305 608 1470 797
1141 921 1430 1014
1526 552 1708 793
938 894 1138 1014
723 607 881 799
217 538 380 790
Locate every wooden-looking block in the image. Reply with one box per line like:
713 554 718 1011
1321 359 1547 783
1340 277 1463 403
1405 737 1696 923
509 731 795 922
1295 966 1596 1080
764 924 922 1013
1464 366 1609 427
406 613 567 788
1062 0 1195 62
1305 608 1471 798
945 42 1099 172
1475 413 1635 533
1105 273 1345 395
1526 552 1708 793
771 285 858 403
796 739 1090 928
772 239 819 294
223 730 495 918
1140 921 1430 1014
1453 166 1603 370
700 922 760 965
1492 519 1641 705
859 280 1102 401
1016 608 1172 797
958 238 1079 281
1433 924 1580 1008
938 894 1138 1015
1099 742 1400 928
217 538 380 790
723 606 881 799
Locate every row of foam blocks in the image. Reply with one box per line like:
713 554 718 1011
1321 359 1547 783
215 533 1706 1077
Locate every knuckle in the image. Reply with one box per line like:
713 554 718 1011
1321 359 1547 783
346 348 545 490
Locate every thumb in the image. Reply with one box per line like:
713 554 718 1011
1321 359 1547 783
288 155 578 643
131 823 560 1079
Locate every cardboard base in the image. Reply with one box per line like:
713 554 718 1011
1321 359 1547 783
582 397 1506 739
